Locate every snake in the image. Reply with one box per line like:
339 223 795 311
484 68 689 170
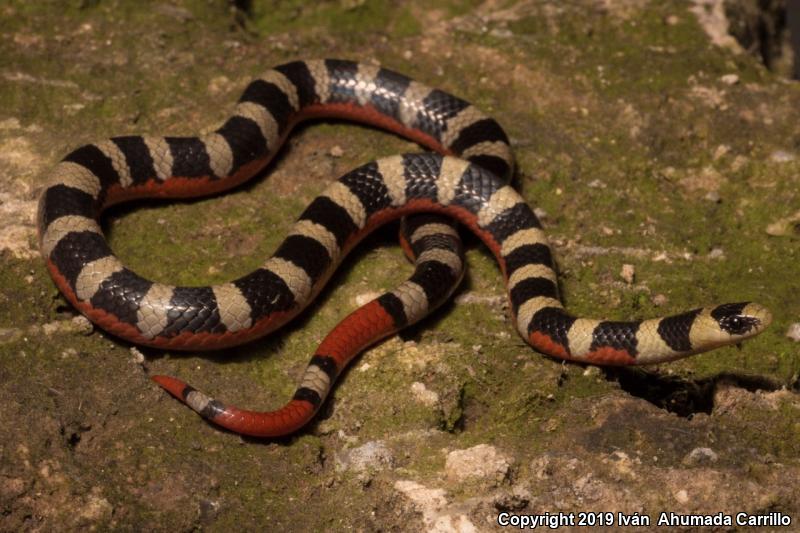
37 59 772 437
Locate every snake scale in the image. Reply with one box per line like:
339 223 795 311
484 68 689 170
37 59 771 437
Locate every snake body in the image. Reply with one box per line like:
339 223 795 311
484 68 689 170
38 59 771 437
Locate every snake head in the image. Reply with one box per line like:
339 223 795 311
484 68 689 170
709 302 772 341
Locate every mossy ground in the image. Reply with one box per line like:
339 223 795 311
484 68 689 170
1 0 799 530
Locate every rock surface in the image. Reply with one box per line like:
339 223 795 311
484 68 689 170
1 1 798 530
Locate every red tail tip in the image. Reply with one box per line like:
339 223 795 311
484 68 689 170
150 374 188 398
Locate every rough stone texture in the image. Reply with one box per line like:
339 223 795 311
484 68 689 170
335 440 395 473
394 480 478 532
682 446 720 465
411 381 440 406
787 322 800 341
1 0 799 530
445 444 512 485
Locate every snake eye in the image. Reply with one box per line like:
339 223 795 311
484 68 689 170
719 314 758 335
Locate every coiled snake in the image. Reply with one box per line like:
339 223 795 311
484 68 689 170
37 59 771 437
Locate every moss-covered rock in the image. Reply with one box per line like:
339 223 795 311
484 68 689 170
1 0 799 529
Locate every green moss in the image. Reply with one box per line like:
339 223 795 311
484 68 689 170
727 400 800 459
506 4 763 98
248 1 420 40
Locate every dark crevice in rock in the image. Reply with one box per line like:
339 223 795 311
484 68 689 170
724 0 800 78
789 2 800 77
60 420 92 450
229 0 252 15
604 367 787 417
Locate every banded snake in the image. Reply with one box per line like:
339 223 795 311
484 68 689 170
37 59 771 436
